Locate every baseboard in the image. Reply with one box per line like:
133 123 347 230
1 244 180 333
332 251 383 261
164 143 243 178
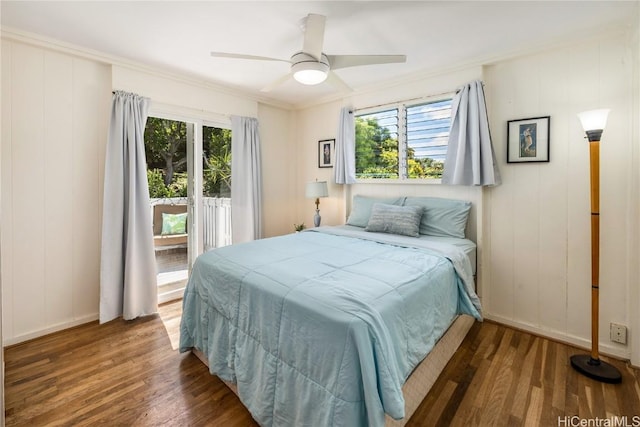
158 288 185 304
3 291 184 345
3 313 99 347
485 313 630 361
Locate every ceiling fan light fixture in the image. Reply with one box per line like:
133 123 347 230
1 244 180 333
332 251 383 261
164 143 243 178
291 52 330 85
292 61 329 85
210 15 405 92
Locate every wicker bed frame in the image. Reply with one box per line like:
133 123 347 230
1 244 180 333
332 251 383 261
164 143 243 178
191 313 475 426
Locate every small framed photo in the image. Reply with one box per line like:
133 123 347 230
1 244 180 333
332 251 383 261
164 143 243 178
318 139 335 168
507 116 550 163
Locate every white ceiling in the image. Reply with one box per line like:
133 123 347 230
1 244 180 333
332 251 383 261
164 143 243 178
1 1 638 107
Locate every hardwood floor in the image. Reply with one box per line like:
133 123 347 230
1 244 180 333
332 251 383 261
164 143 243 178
5 300 640 426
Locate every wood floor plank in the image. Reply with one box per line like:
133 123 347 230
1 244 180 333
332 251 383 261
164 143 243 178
511 336 540 420
523 386 542 427
423 380 456 426
4 301 640 426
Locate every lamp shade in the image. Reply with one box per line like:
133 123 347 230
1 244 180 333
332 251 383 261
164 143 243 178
305 181 328 198
578 109 610 132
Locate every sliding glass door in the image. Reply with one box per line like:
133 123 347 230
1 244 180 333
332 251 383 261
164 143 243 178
202 125 232 251
144 115 232 303
144 117 192 303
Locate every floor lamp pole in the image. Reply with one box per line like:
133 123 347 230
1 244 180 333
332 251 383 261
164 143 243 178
570 110 621 384
589 138 601 361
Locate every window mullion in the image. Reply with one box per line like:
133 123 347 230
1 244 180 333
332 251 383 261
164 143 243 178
398 106 407 179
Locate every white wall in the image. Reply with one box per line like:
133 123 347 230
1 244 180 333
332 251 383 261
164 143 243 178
258 102 297 237
112 65 258 120
483 33 635 359
292 100 344 228
627 14 640 367
1 20 638 366
0 36 4 420
1 39 111 344
293 67 487 289
295 33 639 361
293 66 483 229
0 37 294 344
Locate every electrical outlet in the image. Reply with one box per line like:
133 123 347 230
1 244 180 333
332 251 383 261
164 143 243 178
610 323 627 345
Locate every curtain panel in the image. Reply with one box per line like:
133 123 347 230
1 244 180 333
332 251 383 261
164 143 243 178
231 116 263 243
100 91 157 323
334 106 357 184
442 80 501 186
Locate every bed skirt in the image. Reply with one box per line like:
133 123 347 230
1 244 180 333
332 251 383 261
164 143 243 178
191 314 475 426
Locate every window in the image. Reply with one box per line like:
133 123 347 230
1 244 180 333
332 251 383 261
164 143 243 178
202 125 232 197
145 117 189 198
355 96 453 180
355 109 399 179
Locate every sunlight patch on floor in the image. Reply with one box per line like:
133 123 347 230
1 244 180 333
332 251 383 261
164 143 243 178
158 299 183 350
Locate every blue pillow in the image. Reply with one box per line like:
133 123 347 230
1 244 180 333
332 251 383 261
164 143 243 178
403 197 471 238
346 195 405 227
365 203 424 237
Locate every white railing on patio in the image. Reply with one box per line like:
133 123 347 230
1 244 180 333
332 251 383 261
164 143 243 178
203 197 232 251
150 197 232 252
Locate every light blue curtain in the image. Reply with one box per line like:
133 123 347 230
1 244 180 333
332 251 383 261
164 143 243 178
442 80 501 186
334 106 356 184
100 91 157 323
231 116 262 243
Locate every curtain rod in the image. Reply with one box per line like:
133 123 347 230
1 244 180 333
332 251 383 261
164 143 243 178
349 81 484 113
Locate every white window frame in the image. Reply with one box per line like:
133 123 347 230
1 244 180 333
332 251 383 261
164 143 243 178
354 93 454 184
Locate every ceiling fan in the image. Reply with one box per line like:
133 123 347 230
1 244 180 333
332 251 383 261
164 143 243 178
210 13 407 92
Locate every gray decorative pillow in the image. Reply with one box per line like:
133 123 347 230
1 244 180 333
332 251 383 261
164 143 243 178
365 203 424 237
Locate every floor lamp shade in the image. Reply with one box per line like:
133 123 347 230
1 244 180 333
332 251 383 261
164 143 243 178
578 109 610 142
570 109 621 384
305 181 328 227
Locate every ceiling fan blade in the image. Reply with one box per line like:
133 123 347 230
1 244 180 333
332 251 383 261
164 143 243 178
211 52 289 63
326 71 353 93
260 73 293 92
302 13 326 61
327 54 407 70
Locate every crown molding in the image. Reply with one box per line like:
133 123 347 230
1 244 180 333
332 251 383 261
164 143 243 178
294 24 634 111
2 21 634 113
0 27 296 111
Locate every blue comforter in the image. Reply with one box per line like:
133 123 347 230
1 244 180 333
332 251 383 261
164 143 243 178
179 226 481 427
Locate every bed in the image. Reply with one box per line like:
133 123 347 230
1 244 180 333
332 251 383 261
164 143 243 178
179 196 482 427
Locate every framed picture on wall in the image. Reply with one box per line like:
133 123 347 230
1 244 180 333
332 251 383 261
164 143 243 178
318 139 335 168
507 116 550 163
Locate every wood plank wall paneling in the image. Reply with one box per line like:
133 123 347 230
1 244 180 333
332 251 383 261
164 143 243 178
483 35 634 359
2 39 15 340
1 40 110 343
11 43 47 336
4 300 639 426
71 58 109 319
44 50 74 325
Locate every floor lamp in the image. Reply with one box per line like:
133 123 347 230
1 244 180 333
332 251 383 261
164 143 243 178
569 109 622 384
